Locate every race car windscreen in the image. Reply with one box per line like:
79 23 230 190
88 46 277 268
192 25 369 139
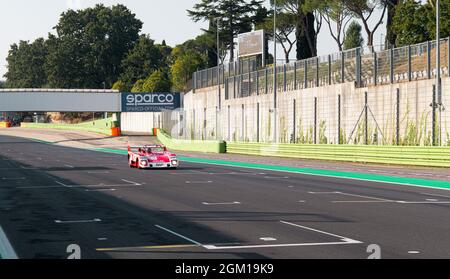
148 147 164 153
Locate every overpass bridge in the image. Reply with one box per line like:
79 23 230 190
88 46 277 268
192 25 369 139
0 89 121 112
0 89 181 112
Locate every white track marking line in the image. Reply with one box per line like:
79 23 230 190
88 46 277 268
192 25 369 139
54 218 102 224
309 191 394 202
185 181 213 184
121 179 141 186
308 191 341 194
85 189 116 192
155 225 203 246
333 200 393 203
55 181 73 188
280 221 358 241
396 201 450 204
87 171 110 174
336 192 394 202
0 225 18 259
421 193 450 198
64 164 75 168
203 241 361 250
408 251 420 254
16 183 143 189
1 177 26 180
202 201 241 205
260 237 277 241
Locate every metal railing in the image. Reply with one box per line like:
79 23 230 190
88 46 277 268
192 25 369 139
192 38 450 98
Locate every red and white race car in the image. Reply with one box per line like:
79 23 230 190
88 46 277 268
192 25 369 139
128 144 179 169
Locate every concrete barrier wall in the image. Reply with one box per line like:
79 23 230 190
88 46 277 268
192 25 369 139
21 122 112 135
227 142 450 167
178 76 450 146
157 129 226 153
120 112 161 135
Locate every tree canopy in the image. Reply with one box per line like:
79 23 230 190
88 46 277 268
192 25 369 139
188 0 264 62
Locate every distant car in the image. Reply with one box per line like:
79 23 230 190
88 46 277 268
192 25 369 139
128 144 179 169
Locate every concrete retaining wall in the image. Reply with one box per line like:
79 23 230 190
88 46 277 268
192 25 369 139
176 76 450 146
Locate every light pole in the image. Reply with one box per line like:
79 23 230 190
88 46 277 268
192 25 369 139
273 0 277 143
217 18 221 109
216 18 221 139
436 0 442 145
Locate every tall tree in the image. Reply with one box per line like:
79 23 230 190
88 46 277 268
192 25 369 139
142 70 172 92
391 0 431 46
171 50 206 91
314 0 352 51
188 0 264 62
45 4 142 88
341 0 387 50
257 12 297 63
344 21 365 49
119 35 163 90
276 0 322 60
4 38 48 88
385 0 400 48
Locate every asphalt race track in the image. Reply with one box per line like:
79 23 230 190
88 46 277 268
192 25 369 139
0 135 449 259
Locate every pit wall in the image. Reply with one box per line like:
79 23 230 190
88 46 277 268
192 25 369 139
177 77 450 146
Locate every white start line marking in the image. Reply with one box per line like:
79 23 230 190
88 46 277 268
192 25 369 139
55 218 102 224
202 201 241 205
259 237 277 242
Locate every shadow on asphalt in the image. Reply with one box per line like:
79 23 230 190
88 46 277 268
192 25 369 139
0 135 268 259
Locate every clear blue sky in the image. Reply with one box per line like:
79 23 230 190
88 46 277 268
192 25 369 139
0 0 387 80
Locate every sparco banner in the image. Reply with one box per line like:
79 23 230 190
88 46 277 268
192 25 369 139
121 93 181 112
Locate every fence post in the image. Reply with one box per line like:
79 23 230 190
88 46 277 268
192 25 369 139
328 55 332 85
373 52 378 86
294 62 298 90
256 70 259 96
304 61 308 89
293 99 296 143
448 37 450 77
355 48 361 87
283 64 287 91
314 97 317 144
338 94 341 144
341 52 345 83
390 47 394 84
240 74 243 97
408 45 412 81
257 102 260 142
193 72 197 93
233 76 236 99
365 91 369 145
265 68 268 94
396 88 400 146
427 41 431 79
316 57 320 87
432 84 437 146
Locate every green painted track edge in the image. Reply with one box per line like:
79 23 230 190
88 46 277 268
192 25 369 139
91 147 450 191
22 140 450 191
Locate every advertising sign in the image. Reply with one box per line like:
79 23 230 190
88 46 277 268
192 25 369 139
238 30 265 58
121 93 181 112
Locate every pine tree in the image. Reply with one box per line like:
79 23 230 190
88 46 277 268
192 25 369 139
343 21 364 50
